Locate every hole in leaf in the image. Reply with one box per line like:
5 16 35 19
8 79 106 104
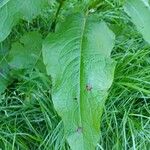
86 84 92 91
76 127 83 133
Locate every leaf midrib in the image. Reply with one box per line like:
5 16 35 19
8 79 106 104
79 14 87 146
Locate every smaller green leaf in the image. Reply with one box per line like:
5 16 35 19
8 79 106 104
124 0 150 44
0 0 10 8
0 77 7 94
0 43 9 94
0 0 50 42
8 32 43 70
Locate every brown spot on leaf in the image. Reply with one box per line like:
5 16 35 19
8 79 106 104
76 127 83 133
86 84 92 91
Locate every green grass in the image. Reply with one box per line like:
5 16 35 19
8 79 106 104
0 1 150 150
100 36 150 150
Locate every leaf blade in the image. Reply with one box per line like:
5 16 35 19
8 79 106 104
124 0 150 44
8 31 43 70
0 0 49 42
42 13 116 150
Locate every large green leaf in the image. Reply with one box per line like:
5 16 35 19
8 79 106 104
124 0 150 44
42 14 116 150
0 0 49 42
